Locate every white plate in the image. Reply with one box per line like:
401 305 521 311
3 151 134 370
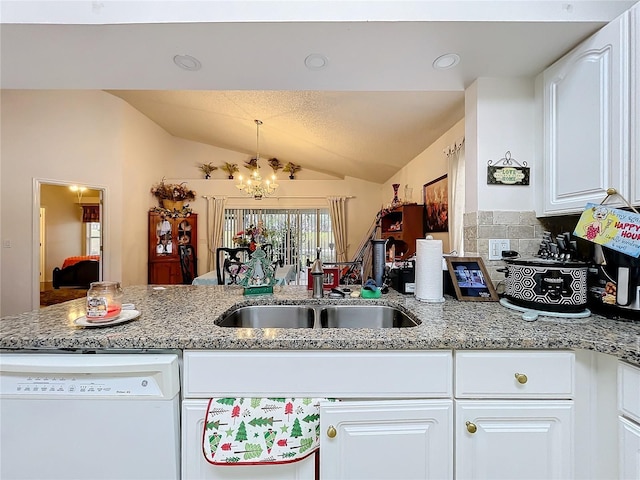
74 309 141 328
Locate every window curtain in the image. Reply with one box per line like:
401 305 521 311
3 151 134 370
82 205 100 223
205 197 227 273
446 138 465 256
327 196 348 262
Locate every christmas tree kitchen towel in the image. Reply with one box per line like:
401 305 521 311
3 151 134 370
202 397 333 465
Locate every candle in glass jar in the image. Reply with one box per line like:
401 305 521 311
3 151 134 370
86 281 123 321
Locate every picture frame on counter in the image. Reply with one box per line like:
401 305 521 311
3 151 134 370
445 256 498 302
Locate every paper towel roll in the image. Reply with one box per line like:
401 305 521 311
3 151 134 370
414 237 445 303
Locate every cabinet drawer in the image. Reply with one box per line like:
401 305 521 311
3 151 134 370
455 350 574 399
183 350 452 399
619 362 640 423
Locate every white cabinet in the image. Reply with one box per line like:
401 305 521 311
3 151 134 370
183 350 452 398
630 3 640 206
455 351 575 480
539 10 631 215
182 399 315 480
619 417 640 480
456 401 574 480
619 361 640 479
181 349 588 479
320 400 452 480
182 350 453 480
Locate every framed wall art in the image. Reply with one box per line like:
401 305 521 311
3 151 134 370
445 256 498 302
423 174 448 232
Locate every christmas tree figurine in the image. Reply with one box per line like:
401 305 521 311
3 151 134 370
240 246 276 295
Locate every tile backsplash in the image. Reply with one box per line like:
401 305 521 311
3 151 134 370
463 210 545 291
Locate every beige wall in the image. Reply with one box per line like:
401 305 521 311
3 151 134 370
0 90 389 316
40 185 84 281
119 97 178 286
1 90 126 316
383 118 465 253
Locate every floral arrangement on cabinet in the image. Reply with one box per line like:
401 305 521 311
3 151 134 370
150 178 197 202
150 178 196 216
233 221 270 251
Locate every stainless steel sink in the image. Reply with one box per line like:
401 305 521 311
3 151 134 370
216 304 419 329
215 305 315 328
319 305 419 328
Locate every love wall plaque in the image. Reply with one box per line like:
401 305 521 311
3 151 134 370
487 151 530 186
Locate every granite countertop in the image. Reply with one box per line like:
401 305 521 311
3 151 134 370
1 285 639 366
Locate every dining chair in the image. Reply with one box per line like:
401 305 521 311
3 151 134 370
179 244 197 284
216 247 252 285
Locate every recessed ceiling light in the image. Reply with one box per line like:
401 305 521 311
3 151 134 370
432 53 460 70
173 54 202 71
305 53 328 70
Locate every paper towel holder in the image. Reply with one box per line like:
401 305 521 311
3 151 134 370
445 256 499 302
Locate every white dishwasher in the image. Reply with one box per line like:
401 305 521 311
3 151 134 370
0 352 181 480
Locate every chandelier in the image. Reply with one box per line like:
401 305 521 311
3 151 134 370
236 119 279 200
69 185 87 203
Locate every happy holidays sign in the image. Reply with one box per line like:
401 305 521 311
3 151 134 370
574 203 640 258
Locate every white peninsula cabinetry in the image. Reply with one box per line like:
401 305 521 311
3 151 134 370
619 361 640 480
539 8 633 215
182 350 453 480
455 351 575 479
181 349 589 480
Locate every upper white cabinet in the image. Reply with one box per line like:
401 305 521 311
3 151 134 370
539 9 632 215
631 3 640 206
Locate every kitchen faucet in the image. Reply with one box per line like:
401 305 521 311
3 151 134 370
311 247 324 299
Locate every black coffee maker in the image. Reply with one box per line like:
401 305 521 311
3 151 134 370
588 245 640 319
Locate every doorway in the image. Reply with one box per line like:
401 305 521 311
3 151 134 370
35 181 104 308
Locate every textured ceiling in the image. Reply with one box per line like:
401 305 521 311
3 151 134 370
2 1 636 183
106 90 465 183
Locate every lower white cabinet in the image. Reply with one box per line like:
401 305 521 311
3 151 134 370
454 350 575 480
618 417 640 480
455 400 574 480
320 400 453 480
619 361 640 479
619 417 640 480
182 350 452 480
181 349 593 479
182 399 315 480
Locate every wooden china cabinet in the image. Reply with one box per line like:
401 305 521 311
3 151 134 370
380 204 425 260
148 211 198 284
